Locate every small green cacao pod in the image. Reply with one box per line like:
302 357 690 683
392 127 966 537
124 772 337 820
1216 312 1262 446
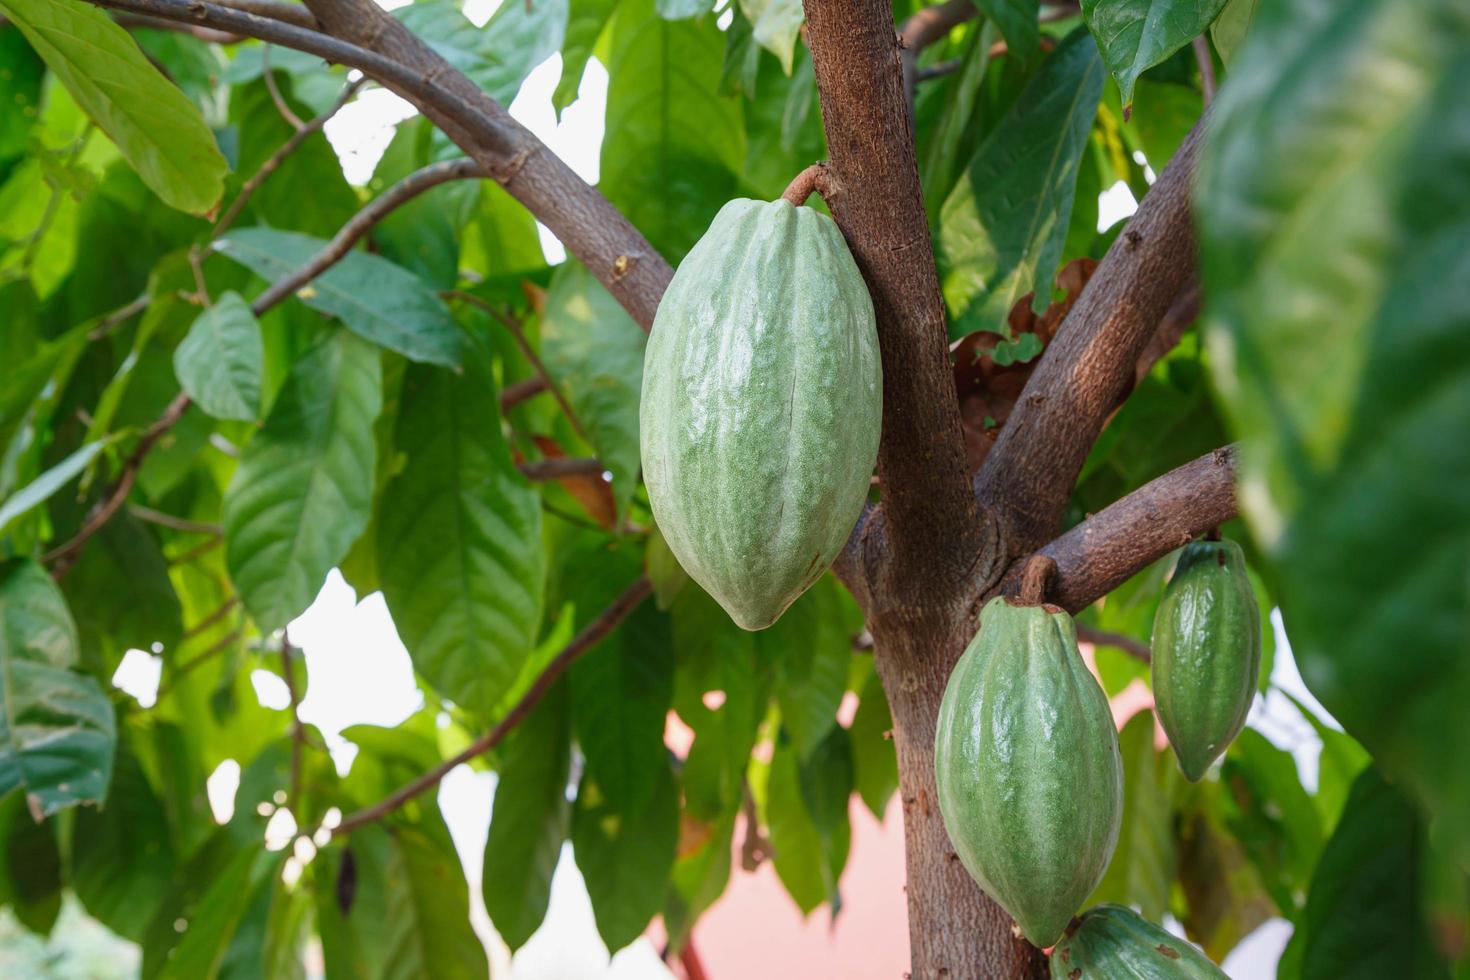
934 596 1124 948
1151 538 1262 781
1050 904 1229 979
640 198 881 631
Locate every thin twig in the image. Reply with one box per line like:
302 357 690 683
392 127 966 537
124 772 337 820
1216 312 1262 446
1193 35 1217 105
333 576 652 835
213 75 364 238
113 11 245 41
129 505 222 536
518 457 605 482
261 44 308 131
281 633 305 811
253 159 483 314
187 246 212 307
88 293 152 341
780 162 841 208
181 595 241 639
212 0 318 27
445 290 593 445
1075 625 1151 663
168 535 224 567
44 393 194 576
500 376 548 411
155 626 242 702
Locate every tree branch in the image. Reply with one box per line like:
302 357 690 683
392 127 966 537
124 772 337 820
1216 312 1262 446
804 0 997 602
974 115 1208 554
518 457 604 482
299 0 673 330
213 0 317 29
1075 625 1151 663
1025 444 1239 614
43 392 194 576
500 376 548 411
250 159 485 314
280 633 305 811
333 576 652 835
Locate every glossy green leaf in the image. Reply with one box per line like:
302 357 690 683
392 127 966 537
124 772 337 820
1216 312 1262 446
921 21 998 222
0 559 115 818
571 599 673 813
1290 768 1452 980
153 846 278 980
482 685 571 950
0 28 44 164
1199 0 1470 864
0 0 227 213
540 261 646 517
1087 710 1175 920
601 0 744 261
938 29 1105 338
378 355 543 715
1080 0 1228 106
571 764 679 953
173 292 263 422
1209 0 1256 64
215 228 463 368
223 331 382 632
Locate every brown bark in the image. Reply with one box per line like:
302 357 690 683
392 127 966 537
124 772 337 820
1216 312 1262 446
803 0 998 609
975 116 1208 554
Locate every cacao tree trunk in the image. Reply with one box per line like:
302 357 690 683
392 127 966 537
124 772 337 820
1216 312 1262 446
872 615 1050 979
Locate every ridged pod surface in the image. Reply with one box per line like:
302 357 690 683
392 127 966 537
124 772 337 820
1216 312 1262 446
1050 904 1229 978
934 597 1124 948
640 199 881 630
1152 538 1262 781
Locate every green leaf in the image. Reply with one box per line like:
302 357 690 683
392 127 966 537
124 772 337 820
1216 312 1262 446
664 812 735 951
71 739 177 942
976 0 1041 61
1198 0 1470 865
1174 784 1275 960
378 356 544 715
0 28 44 165
1290 768 1452 980
153 846 278 980
315 790 487 979
1220 729 1323 919
223 331 382 632
571 763 679 953
571 599 673 813
555 0 621 114
540 261 647 517
921 21 998 222
0 439 108 540
1086 710 1175 919
938 29 1105 339
1281 692 1370 832
672 586 765 819
0 0 227 213
215 228 463 368
601 0 745 260
173 292 264 422
1080 0 1228 107
765 729 850 914
848 663 897 819
738 0 803 74
0 787 62 934
0 559 115 818
397 0 567 106
1208 0 1256 65
660 0 713 19
646 524 689 610
482 685 571 950
765 577 852 761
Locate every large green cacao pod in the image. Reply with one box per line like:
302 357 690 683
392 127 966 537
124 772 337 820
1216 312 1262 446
1151 538 1262 781
640 198 881 630
934 597 1124 948
1050 904 1229 978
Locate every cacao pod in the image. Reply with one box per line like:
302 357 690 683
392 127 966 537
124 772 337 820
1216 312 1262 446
1151 538 1262 781
934 596 1124 948
640 198 881 630
1050 904 1229 978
